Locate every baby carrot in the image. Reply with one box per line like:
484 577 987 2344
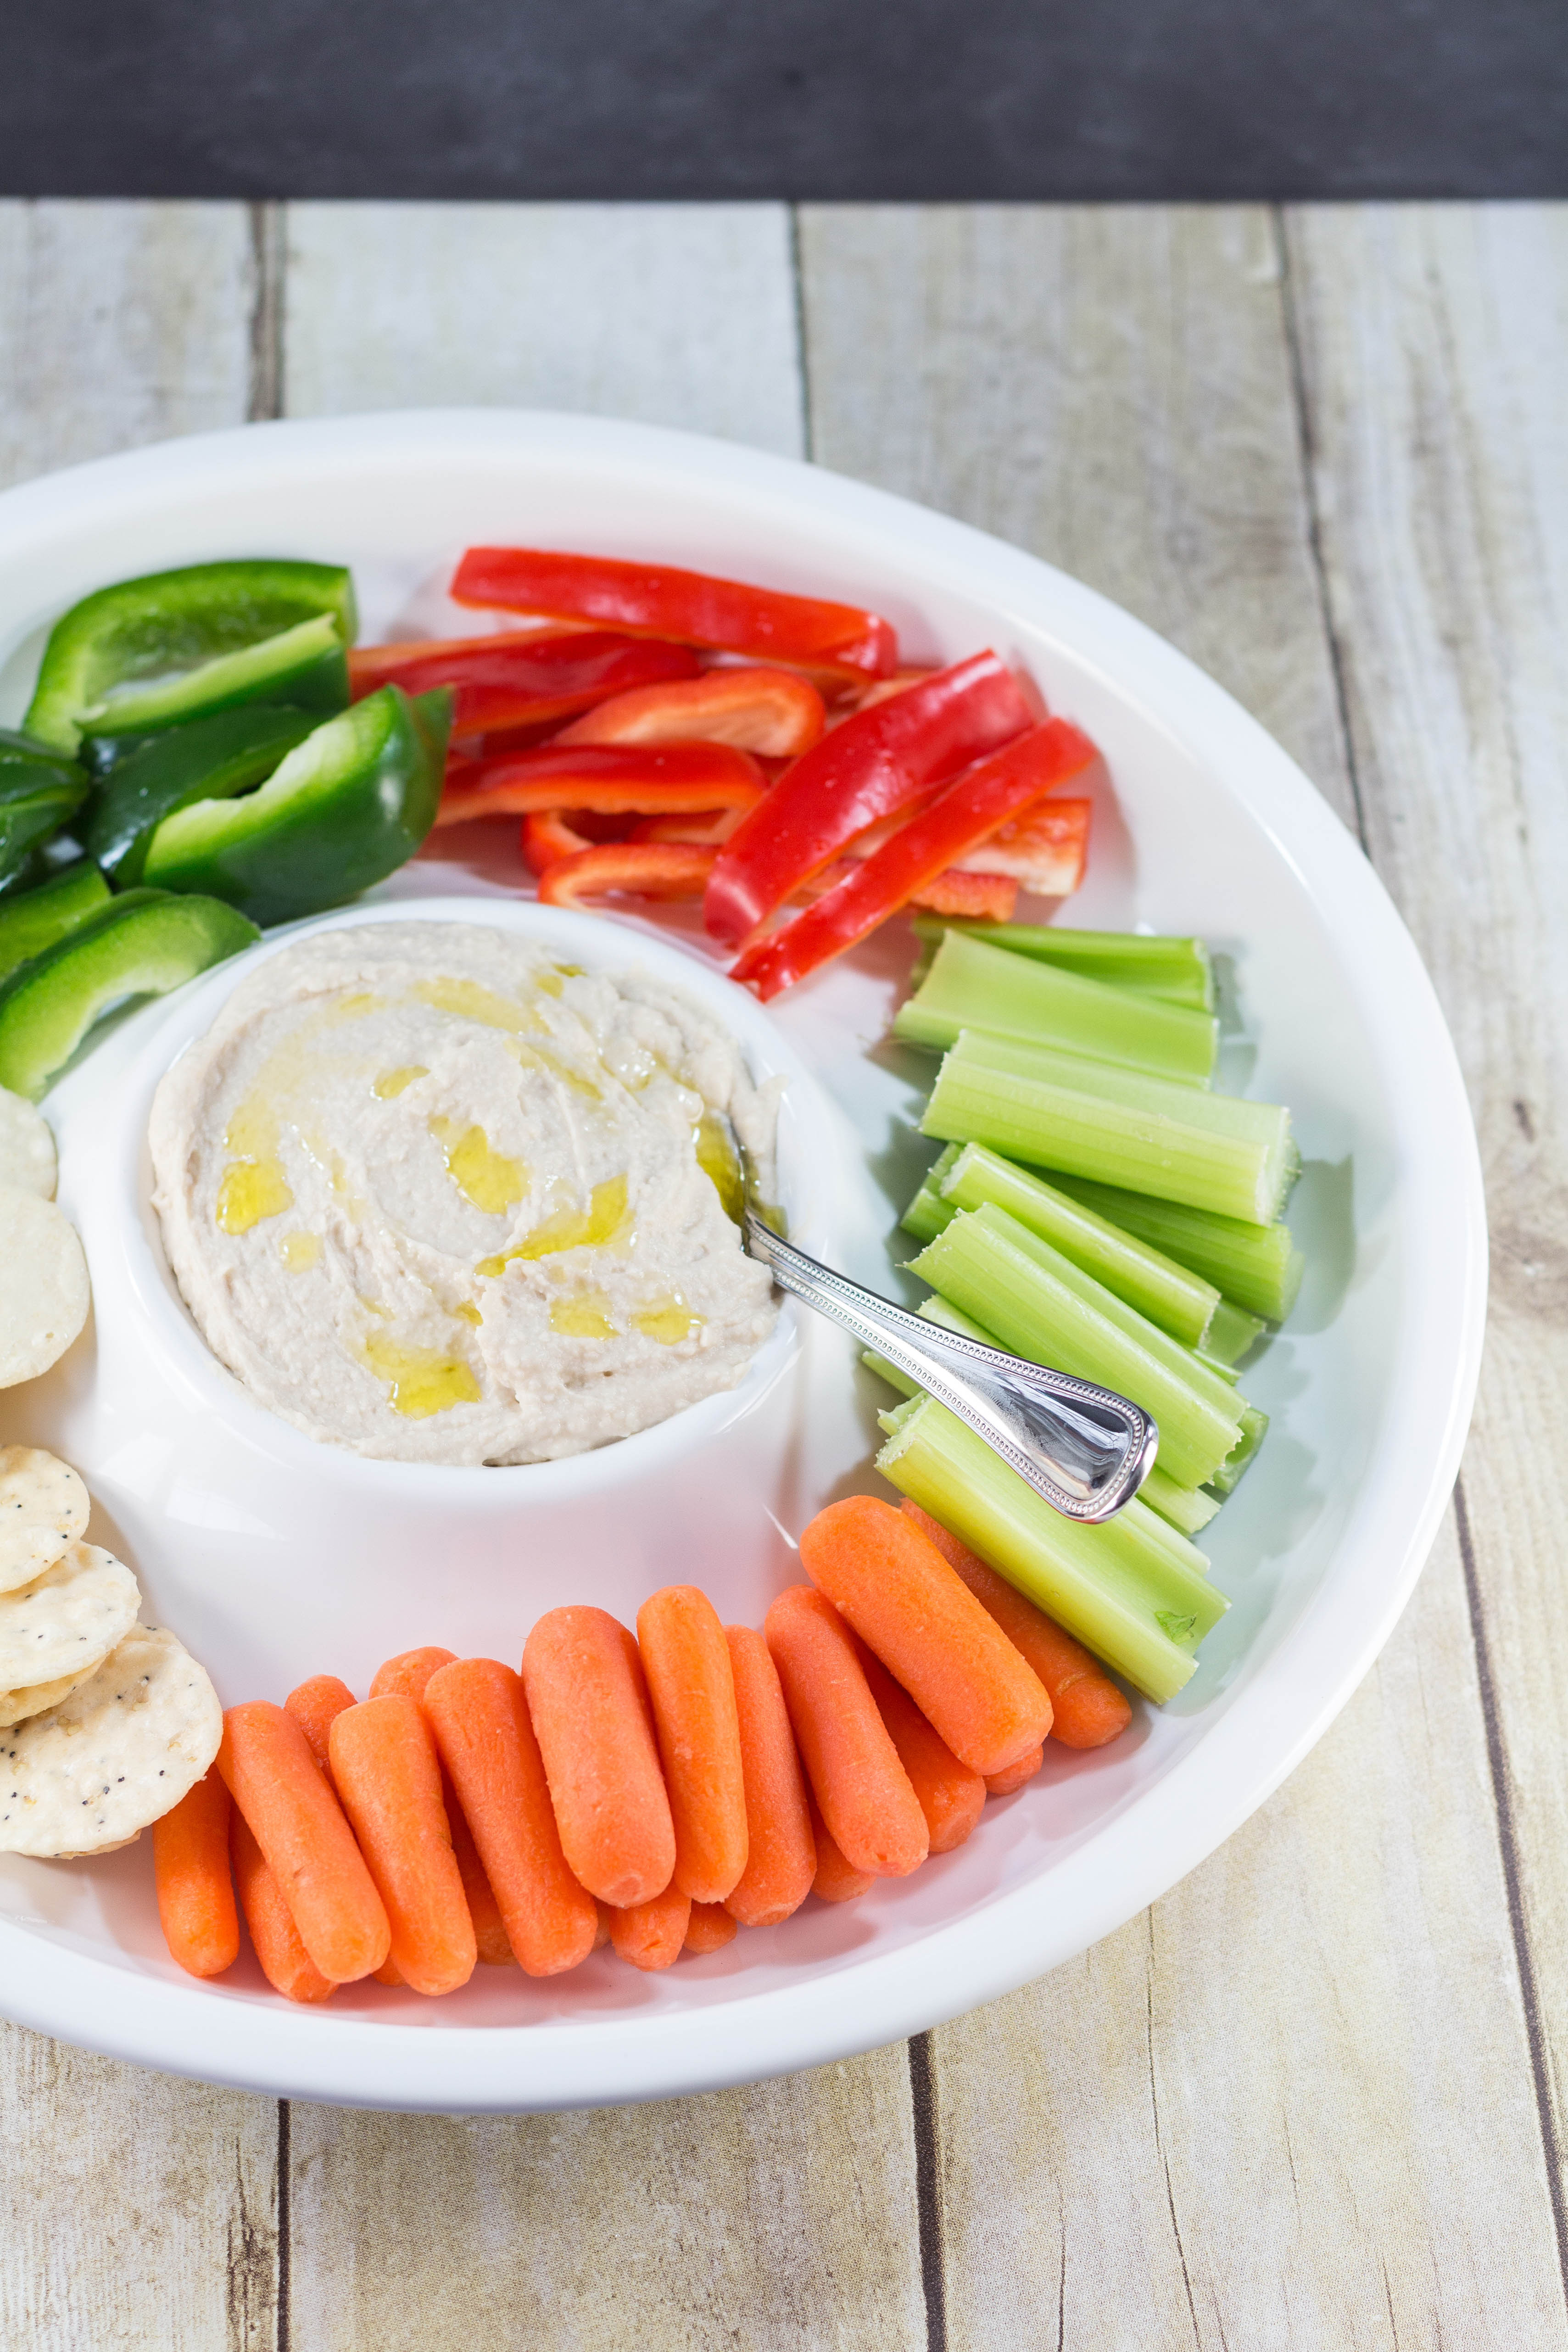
899 1500 1132 1749
801 1496 1052 1775
285 1675 357 1783
423 1657 598 1977
218 1701 391 1983
985 1745 1044 1797
370 1647 457 1701
152 1768 239 1979
521 1608 676 1908
684 1901 739 1955
636 1586 748 1904
230 1809 334 2005
367 1648 513 1966
329 1695 477 1998
807 1791 875 1903
606 1883 691 1971
722 1625 816 1927
856 1643 985 1856
764 1584 928 1879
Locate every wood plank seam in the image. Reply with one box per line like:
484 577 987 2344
787 204 817 461
908 2032 949 2350
248 201 285 425
1454 1473 1568 2311
1271 204 1371 858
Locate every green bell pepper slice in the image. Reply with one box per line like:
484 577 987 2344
24 560 357 753
0 888 260 1100
86 705 321 885
0 860 113 984
142 685 452 927
0 730 91 890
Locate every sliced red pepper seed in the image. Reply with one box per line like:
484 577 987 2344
432 742 766 829
729 719 1097 1000
555 666 826 760
451 549 898 684
347 631 698 738
703 651 1036 947
537 843 718 908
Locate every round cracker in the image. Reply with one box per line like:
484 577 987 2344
0 1622 222 1857
0 1089 56 1200
0 1447 91 1593
0 1655 106 1729
0 1541 139 1692
0 1188 90 1388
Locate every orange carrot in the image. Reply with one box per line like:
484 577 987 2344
684 1901 739 1955
153 1769 240 1979
285 1675 356 1783
370 1647 457 1702
899 1500 1132 1749
328 1695 476 1997
722 1625 816 1927
636 1585 748 1904
423 1657 598 1977
521 1608 676 1908
807 1791 875 1903
606 1883 691 1971
801 1496 1052 1775
764 1585 928 1878
856 1642 985 1856
985 1745 1044 1797
367 1648 514 1967
218 1701 391 1983
594 1901 613 1951
230 1809 334 2005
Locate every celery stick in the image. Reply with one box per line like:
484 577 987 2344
863 1346 919 1396
909 917 1215 1012
1206 1403 1269 1496
900 1141 963 1242
1047 1173 1304 1321
922 1030 1295 1226
877 1396 1227 1702
1200 1298 1265 1366
893 930 1218 1085
938 1143 1220 1347
911 1204 1243 1490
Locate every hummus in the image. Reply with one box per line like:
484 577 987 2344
149 922 781 1464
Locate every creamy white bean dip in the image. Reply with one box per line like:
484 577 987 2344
149 922 780 1463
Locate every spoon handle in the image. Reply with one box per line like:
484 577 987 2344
744 1212 1158 1524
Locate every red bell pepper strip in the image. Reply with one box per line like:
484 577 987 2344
557 667 826 758
908 871 1018 922
433 742 765 829
703 652 1035 945
522 810 593 875
729 719 1096 1000
949 796 1091 894
348 631 698 738
538 843 718 908
451 549 897 684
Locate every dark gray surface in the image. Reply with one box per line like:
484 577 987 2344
6 0 1564 198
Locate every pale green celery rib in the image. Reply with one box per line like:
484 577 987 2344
899 1141 964 1242
1207 1403 1269 1497
892 930 1218 1085
908 916 1215 1012
864 1296 1220 1539
938 1142 1220 1348
1200 1298 1266 1367
921 1029 1295 1227
876 1396 1227 1703
911 1203 1243 1490
1048 1173 1304 1322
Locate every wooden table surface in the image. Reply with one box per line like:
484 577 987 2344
1 198 1563 2351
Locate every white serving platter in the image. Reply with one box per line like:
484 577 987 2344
0 410 1485 2112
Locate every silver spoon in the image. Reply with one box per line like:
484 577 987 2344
733 1175 1158 1524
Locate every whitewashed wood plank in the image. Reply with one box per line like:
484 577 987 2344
282 202 805 457
287 2049 925 2352
1284 199 1568 2204
0 193 280 2348
798 203 1356 829
0 199 261 489
798 201 1567 2345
